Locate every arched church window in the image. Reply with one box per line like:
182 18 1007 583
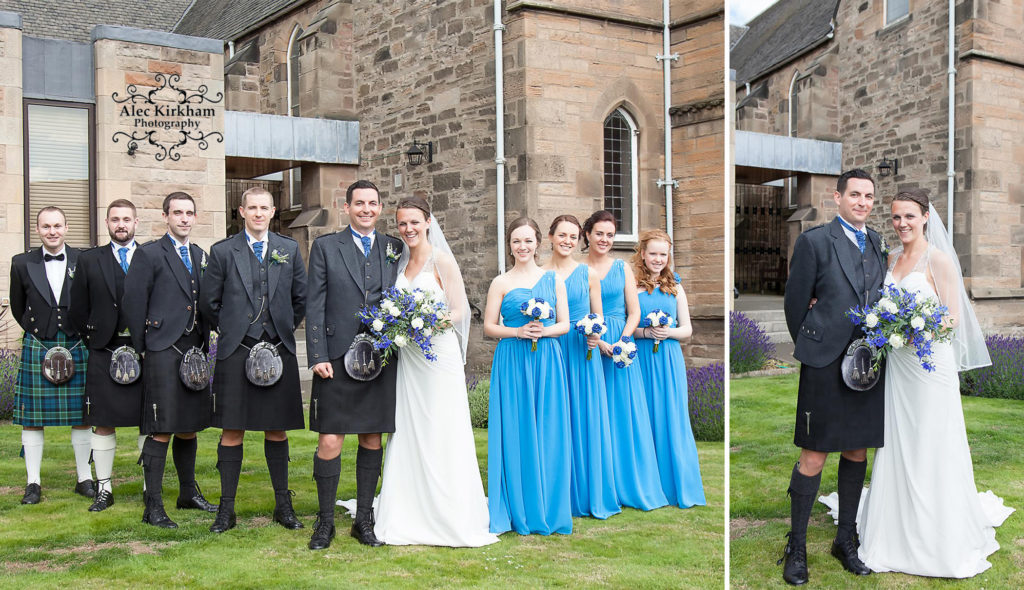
603 107 639 241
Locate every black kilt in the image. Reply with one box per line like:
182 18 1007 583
212 343 304 431
141 332 212 435
794 352 885 452
85 337 143 427
309 356 397 434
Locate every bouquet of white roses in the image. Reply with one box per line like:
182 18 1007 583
846 284 954 372
641 309 674 353
520 297 554 351
574 313 606 360
357 287 452 365
611 336 638 368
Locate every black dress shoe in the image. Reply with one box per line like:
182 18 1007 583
832 535 871 575
209 505 236 533
74 479 97 499
308 516 335 550
177 485 218 512
21 483 41 505
88 490 115 512
350 517 383 547
142 493 178 529
777 532 808 586
273 490 304 530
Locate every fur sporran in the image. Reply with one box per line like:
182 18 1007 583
245 341 283 387
344 333 382 382
178 346 210 391
108 345 141 385
841 338 880 391
42 346 75 385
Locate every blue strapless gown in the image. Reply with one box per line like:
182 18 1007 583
597 259 668 510
487 271 573 535
637 275 706 509
557 265 621 519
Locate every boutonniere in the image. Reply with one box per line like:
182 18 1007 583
200 252 208 271
67 265 76 280
879 235 890 257
270 249 289 265
385 243 400 264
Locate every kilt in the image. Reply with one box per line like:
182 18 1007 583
310 356 397 434
14 332 88 427
794 351 885 452
141 331 212 435
212 341 304 431
85 337 143 428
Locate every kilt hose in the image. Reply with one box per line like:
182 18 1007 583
14 332 88 427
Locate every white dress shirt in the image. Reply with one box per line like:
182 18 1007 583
110 240 137 269
349 226 376 252
43 247 67 304
245 231 269 260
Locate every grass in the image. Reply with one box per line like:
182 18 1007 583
730 374 1024 589
0 416 724 589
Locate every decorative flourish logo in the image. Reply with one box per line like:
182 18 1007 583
111 73 223 162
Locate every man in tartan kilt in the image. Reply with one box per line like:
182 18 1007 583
123 192 217 529
69 199 147 512
10 206 95 505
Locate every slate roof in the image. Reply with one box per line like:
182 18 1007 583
0 0 193 42
729 25 748 50
173 0 305 41
730 0 840 86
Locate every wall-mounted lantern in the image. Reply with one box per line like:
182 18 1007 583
406 141 433 166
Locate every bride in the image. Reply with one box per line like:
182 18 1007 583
824 188 1013 577
343 195 498 547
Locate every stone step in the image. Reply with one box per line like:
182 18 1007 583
766 330 793 344
294 328 312 382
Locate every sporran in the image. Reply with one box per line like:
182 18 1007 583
245 341 283 387
841 338 880 391
178 345 210 391
108 345 141 385
42 346 75 385
344 333 382 382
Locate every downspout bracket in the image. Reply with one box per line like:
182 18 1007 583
657 179 679 188
656 53 680 62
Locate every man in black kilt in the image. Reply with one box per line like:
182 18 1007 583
305 179 404 550
200 187 307 533
779 169 887 585
9 207 94 504
123 192 217 528
69 199 146 511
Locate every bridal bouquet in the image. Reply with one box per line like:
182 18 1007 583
357 287 453 365
520 297 554 351
641 309 674 353
611 336 638 368
846 284 954 372
574 313 606 360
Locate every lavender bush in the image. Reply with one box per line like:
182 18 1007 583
467 374 490 428
961 335 1024 400
730 311 775 374
688 362 724 441
0 348 18 420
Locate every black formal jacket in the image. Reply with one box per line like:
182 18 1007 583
783 217 886 368
9 246 79 339
200 230 306 359
122 235 208 353
304 229 403 367
69 243 137 350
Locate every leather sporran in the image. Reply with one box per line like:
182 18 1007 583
841 338 880 391
179 346 210 391
344 333 382 382
245 341 283 387
42 346 75 385
109 345 141 385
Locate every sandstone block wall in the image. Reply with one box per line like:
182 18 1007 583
0 21 22 347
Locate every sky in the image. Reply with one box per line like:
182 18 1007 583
729 0 780 26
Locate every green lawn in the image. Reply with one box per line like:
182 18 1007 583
730 374 1024 589
0 419 724 589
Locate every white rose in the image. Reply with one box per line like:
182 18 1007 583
394 334 408 348
880 298 898 314
371 319 384 332
910 316 925 330
422 328 432 337
435 310 445 320
413 291 424 302
923 331 933 341
864 313 879 328
387 305 401 317
411 317 424 330
888 333 905 349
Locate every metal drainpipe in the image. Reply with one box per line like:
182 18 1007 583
946 0 955 239
494 1 507 273
658 0 679 239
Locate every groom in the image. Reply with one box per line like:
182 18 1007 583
779 169 886 585
305 179 404 550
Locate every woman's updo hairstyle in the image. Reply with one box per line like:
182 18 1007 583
506 216 542 262
396 195 431 220
581 210 617 251
548 214 582 236
892 188 929 215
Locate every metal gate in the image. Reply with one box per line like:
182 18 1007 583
734 184 788 294
226 179 284 236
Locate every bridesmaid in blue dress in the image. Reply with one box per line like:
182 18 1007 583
631 229 706 509
582 210 668 511
542 215 621 520
484 216 573 535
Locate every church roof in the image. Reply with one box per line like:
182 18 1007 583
730 0 840 85
0 0 193 42
173 0 305 41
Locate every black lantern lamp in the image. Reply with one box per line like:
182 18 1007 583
877 156 898 178
406 141 433 166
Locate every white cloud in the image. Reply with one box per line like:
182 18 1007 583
729 0 781 26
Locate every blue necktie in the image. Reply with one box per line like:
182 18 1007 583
360 235 372 258
838 217 866 253
118 247 129 274
179 245 193 273
253 241 264 263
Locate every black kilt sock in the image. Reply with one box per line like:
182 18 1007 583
265 439 290 495
836 456 867 543
172 435 199 496
788 462 821 544
312 452 341 523
142 437 170 499
216 443 243 505
355 446 383 522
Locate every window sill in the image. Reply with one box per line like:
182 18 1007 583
877 13 911 38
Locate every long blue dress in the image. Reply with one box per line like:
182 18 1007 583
557 264 621 519
487 271 573 535
637 274 706 509
597 259 668 510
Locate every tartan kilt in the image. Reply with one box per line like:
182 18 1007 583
211 344 304 431
140 332 212 435
84 337 143 428
14 332 89 427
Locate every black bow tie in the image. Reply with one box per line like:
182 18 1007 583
43 253 65 262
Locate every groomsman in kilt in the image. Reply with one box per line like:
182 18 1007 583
123 192 217 528
69 199 145 511
200 186 307 533
305 179 404 550
9 207 94 504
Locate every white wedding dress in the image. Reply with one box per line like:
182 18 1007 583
822 246 1013 577
341 254 498 547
